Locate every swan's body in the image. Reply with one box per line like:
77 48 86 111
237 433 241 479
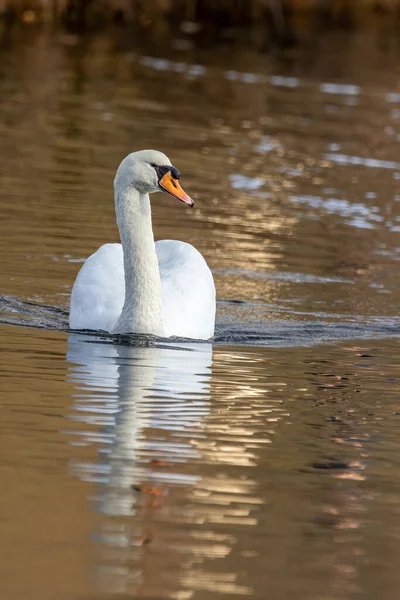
70 240 215 339
69 150 215 340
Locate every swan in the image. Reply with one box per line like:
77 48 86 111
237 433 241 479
69 150 216 340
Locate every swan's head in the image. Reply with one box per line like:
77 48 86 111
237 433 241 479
114 149 194 207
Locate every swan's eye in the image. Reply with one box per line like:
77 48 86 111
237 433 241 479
150 162 157 168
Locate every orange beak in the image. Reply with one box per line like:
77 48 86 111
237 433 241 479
159 171 194 207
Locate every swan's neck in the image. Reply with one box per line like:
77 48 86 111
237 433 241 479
112 186 164 336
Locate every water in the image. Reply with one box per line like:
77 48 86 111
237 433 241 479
0 29 399 599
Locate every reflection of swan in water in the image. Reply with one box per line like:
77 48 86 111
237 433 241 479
66 334 212 594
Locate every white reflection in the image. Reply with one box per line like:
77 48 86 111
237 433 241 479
66 334 212 595
320 82 360 95
324 152 400 170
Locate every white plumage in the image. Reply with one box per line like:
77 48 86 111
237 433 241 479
69 150 216 340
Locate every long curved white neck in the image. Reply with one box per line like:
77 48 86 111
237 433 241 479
112 186 164 336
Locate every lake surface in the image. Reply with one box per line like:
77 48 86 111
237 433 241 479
0 28 399 600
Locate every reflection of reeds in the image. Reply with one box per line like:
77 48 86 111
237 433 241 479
1 1 399 33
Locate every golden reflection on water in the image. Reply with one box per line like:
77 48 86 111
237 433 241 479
64 335 400 600
0 323 399 599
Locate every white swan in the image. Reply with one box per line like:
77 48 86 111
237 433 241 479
69 150 216 340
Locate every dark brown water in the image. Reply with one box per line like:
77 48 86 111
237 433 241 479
0 30 399 600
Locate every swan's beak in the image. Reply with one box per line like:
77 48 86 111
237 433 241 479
159 171 194 207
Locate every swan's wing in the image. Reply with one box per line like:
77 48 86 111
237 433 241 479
69 243 125 332
156 240 216 340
